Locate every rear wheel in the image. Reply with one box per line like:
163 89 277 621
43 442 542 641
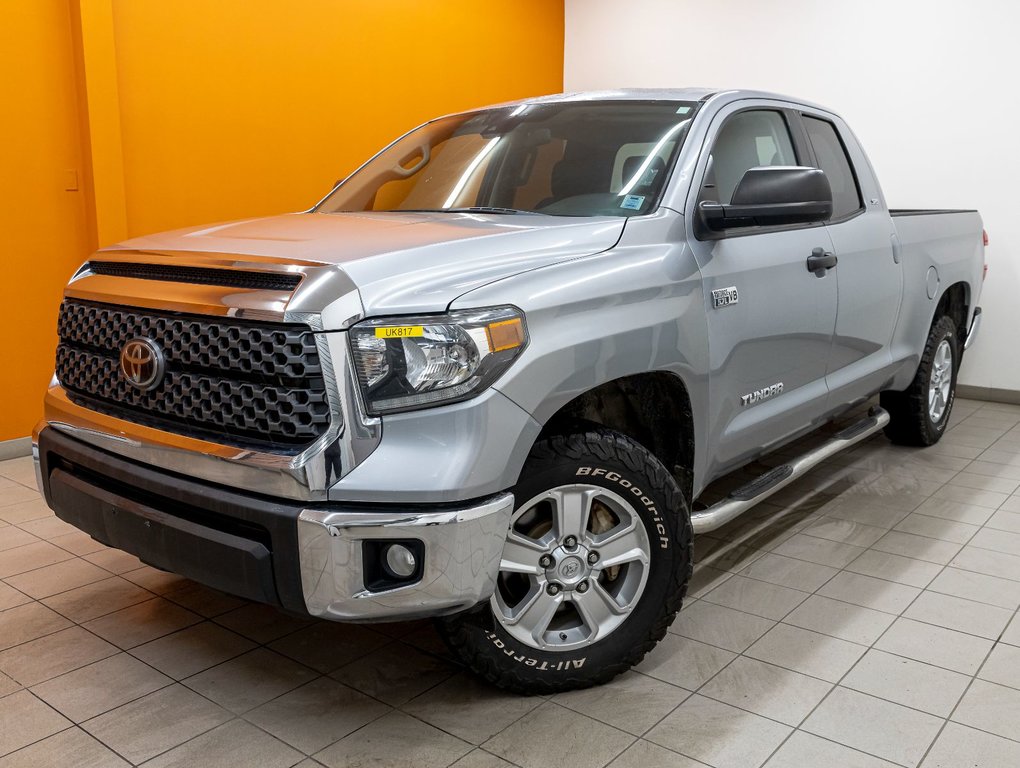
881 314 959 446
437 427 692 694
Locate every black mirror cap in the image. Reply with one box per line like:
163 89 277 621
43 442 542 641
701 166 834 232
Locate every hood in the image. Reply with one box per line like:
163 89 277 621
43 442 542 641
103 211 626 314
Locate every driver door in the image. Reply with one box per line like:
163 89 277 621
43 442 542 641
685 104 838 477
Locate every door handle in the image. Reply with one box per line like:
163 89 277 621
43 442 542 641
807 247 838 276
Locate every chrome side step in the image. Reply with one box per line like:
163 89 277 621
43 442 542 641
691 406 890 535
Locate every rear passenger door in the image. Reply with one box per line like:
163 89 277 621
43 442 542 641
796 111 903 406
685 103 838 476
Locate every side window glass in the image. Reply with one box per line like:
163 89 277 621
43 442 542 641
704 111 796 204
803 116 863 220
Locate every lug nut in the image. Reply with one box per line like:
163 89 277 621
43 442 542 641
547 583 561 596
587 551 599 565
564 535 578 549
539 554 553 568
576 580 589 593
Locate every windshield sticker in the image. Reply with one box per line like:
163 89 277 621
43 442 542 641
676 105 692 114
620 195 645 211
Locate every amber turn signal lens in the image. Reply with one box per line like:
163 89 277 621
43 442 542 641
486 318 525 352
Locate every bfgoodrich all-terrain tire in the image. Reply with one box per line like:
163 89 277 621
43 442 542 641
436 427 693 694
881 314 960 446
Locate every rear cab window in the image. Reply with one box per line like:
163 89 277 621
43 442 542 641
801 115 864 221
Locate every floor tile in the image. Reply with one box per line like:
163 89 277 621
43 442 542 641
970 527 1020 557
913 497 994 525
921 721 1020 768
950 545 1020 581
764 730 899 768
700 656 831 726
160 581 245 618
951 679 1020 741
783 594 895 645
634 633 735 690
670 600 776 653
842 648 970 717
893 513 978 544
949 470 1020 494
818 570 921 614
606 739 702 768
0 541 73 579
903 591 1013 640
926 566 1020 610
1004 613 1020 646
844 548 943 589
746 623 866 683
130 621 256 680
932 484 1009 509
0 626 117 686
0 690 70 757
82 683 231 764
772 533 865 568
484 701 634 768
871 531 962 565
3 558 110 599
553 670 689 736
739 552 838 592
0 582 32 612
316 710 471 768
31 652 172 723
978 642 1020 690
450 749 521 768
245 676 390 754
0 528 38 553
142 719 302 768
83 597 201 649
0 726 128 768
963 459 1020 482
267 621 387 674
0 601 72 651
120 565 189 595
183 647 317 714
646 694 791 768
875 617 993 675
49 530 107 556
799 517 887 548
0 672 19 697
985 508 1020 533
331 642 456 705
803 686 942 767
41 576 153 623
686 565 733 598
83 548 143 575
701 574 808 620
404 673 542 745
212 603 311 644
14 516 76 540
0 496 49 524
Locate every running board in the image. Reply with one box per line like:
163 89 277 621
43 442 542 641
691 406 890 535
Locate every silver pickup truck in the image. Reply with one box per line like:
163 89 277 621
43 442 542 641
35 88 985 693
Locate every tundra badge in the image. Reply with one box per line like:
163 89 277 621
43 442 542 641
741 383 784 407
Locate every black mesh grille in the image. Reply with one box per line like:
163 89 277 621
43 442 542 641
56 299 331 451
88 261 302 292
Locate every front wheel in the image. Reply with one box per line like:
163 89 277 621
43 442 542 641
436 428 692 694
881 314 959 446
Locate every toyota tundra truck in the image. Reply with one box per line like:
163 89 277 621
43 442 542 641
34 88 985 693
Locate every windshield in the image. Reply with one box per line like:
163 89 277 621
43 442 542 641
316 100 699 218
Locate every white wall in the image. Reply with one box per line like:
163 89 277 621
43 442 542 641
565 0 1020 392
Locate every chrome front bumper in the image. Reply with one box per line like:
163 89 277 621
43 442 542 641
298 493 514 620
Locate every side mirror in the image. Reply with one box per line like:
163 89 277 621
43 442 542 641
700 166 833 231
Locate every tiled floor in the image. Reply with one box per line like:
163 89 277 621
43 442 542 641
2 397 1020 767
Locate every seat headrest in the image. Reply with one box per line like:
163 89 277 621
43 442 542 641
622 155 666 192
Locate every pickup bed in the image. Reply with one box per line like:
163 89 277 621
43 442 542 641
35 88 984 693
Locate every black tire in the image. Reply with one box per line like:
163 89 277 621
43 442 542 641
881 314 959 446
436 427 693 694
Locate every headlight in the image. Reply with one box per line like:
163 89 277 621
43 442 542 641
349 306 528 414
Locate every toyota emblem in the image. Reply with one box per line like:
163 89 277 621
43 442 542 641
119 337 165 391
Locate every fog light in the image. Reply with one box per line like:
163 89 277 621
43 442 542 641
385 543 417 578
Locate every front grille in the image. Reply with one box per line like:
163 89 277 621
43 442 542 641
56 299 332 451
88 261 302 292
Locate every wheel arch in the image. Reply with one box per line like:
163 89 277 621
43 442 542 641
536 371 696 502
936 280 970 343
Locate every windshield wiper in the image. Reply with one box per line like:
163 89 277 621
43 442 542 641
398 206 536 215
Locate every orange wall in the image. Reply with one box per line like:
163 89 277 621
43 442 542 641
113 0 565 236
0 1 90 442
0 0 564 441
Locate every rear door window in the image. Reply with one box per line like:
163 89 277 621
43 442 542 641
802 116 863 220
